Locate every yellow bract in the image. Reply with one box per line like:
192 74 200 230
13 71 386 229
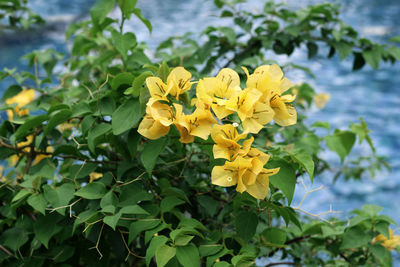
89 172 103 183
8 135 53 167
5 89 35 122
243 65 297 127
314 92 331 109
137 65 297 200
373 229 400 251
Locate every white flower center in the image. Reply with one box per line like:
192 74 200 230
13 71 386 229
232 122 239 128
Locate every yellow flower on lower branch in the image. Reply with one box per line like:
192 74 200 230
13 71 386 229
372 229 400 250
211 155 279 200
5 89 35 122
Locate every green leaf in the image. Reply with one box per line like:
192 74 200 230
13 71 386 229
306 42 318 59
111 98 141 135
27 194 47 215
235 211 258 242
161 196 185 213
117 0 138 19
340 227 371 249
146 235 169 266
129 219 162 244
362 48 381 69
262 228 287 246
155 244 176 267
13 114 48 141
268 159 296 205
1 228 29 252
198 195 219 217
12 188 31 202
311 121 330 130
111 72 135 90
103 211 122 230
120 205 149 215
176 244 200 267
326 131 356 162
2 84 22 101
34 215 57 248
219 26 236 45
112 31 137 60
43 184 75 215
362 204 383 217
388 46 400 61
87 123 112 152
90 0 116 24
334 42 353 60
291 151 314 181
174 235 194 246
125 71 153 97
75 182 107 199
44 109 72 135
132 8 152 33
141 137 168 175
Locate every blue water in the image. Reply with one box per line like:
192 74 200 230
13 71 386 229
1 0 399 262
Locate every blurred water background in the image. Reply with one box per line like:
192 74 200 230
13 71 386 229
0 0 399 262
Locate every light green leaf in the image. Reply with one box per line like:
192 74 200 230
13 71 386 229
111 98 141 135
90 0 116 24
146 235 168 266
268 159 296 205
176 244 200 267
363 48 381 69
120 205 149 215
326 131 356 162
155 244 176 267
27 194 47 215
103 211 122 230
75 182 107 199
340 227 371 249
43 184 75 215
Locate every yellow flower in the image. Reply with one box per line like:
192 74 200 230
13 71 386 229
270 94 297 127
146 98 175 127
138 114 170 140
196 68 241 119
145 76 171 101
5 89 35 122
210 124 247 160
174 104 217 143
243 65 297 127
167 67 193 99
241 101 274 134
145 67 192 101
8 135 53 166
373 229 400 250
225 88 262 122
89 172 103 183
314 93 331 109
211 153 279 199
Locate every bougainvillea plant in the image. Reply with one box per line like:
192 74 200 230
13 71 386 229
1 0 400 266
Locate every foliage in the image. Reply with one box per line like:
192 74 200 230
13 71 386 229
0 0 44 29
0 0 399 266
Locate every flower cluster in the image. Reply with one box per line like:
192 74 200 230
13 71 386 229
5 89 35 122
138 65 297 199
373 228 400 251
